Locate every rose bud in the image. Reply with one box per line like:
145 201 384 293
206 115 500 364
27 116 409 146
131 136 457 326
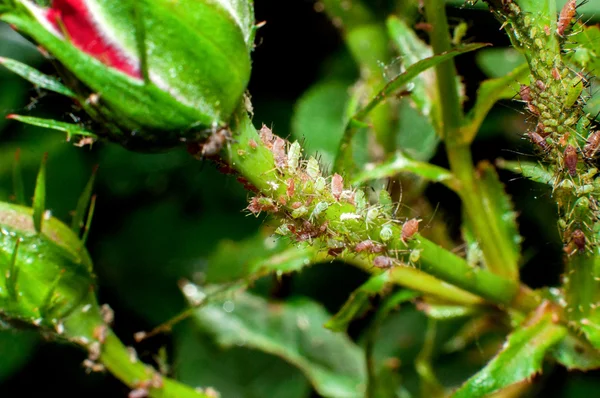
1 0 255 151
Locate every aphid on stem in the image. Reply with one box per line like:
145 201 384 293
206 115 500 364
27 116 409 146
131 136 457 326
563 145 578 176
355 240 385 254
527 131 550 152
557 0 577 37
401 218 420 242
584 131 600 159
373 255 395 269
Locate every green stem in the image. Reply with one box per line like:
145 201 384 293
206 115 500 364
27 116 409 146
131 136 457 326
62 298 208 398
424 0 519 280
226 109 539 312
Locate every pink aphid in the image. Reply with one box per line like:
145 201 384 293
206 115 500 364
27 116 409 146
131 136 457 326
355 240 385 254
557 0 577 37
331 173 343 200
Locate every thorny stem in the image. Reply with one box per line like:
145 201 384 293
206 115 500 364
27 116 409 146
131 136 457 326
61 297 208 398
424 0 520 281
223 108 539 313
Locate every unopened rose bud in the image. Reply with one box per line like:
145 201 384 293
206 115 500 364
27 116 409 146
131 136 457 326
2 0 254 150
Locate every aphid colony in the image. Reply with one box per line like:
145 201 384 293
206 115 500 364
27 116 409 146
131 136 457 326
245 125 422 269
505 0 600 254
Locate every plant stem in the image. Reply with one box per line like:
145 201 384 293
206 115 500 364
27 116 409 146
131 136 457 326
225 109 539 312
62 297 208 398
424 0 519 280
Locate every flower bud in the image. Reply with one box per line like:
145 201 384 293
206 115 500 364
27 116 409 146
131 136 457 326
0 201 95 329
2 0 254 150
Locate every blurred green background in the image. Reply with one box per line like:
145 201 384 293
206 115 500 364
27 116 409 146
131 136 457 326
0 0 599 397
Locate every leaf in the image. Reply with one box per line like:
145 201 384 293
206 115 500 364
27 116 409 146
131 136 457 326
451 308 566 398
204 232 316 284
291 81 351 172
175 323 311 398
0 56 75 97
352 151 459 192
71 166 97 235
475 48 526 79
551 330 600 371
353 43 489 122
462 63 529 142
32 153 47 233
386 16 435 118
325 272 392 332
565 24 600 71
6 115 98 140
474 161 522 273
334 43 489 172
495 159 555 186
190 288 367 398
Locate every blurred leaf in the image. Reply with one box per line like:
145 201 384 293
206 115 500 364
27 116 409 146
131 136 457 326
190 288 367 398
205 232 316 284
551 331 600 371
325 272 390 332
565 24 600 71
352 151 459 191
496 159 555 186
475 48 526 79
0 57 75 97
32 152 46 232
175 322 310 398
451 309 566 398
352 43 489 122
462 63 529 142
387 15 442 147
474 161 522 270
395 100 439 161
0 330 38 382
6 115 97 140
291 81 350 171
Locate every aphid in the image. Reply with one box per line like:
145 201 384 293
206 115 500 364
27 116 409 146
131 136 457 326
200 128 230 157
272 136 287 169
286 178 295 197
310 201 329 221
355 240 385 254
563 145 578 176
100 304 114 325
355 189 367 212
248 138 258 149
93 325 108 344
287 141 301 171
365 207 380 229
373 256 395 269
519 85 532 102
331 173 343 200
584 131 600 159
306 157 321 179
557 0 576 37
314 176 327 192
552 67 561 80
409 248 422 264
535 80 546 91
291 201 303 209
401 218 420 241
528 131 550 152
380 224 393 241
527 103 539 115
572 229 585 252
259 125 275 148
291 206 308 219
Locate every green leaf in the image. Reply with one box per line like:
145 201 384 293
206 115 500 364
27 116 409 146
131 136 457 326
205 232 316 284
475 48 526 79
551 330 600 371
353 43 489 122
32 153 47 233
495 159 555 186
0 56 75 97
190 288 367 398
451 309 566 398
462 63 529 142
565 24 600 71
334 43 489 172
325 272 391 332
7 115 98 141
71 166 97 235
175 323 311 398
474 161 522 273
352 151 459 191
291 81 351 171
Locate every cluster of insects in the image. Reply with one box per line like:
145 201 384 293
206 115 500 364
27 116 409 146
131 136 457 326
242 125 422 269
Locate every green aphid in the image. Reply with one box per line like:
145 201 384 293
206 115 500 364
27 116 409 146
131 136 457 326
292 206 308 219
306 157 321 179
380 224 393 242
564 77 584 109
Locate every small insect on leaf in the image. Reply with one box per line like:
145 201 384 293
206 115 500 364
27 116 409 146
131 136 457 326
564 145 578 176
373 255 395 269
571 229 585 252
584 131 600 159
355 240 385 254
272 136 287 169
557 0 577 37
528 131 550 152
287 141 301 171
259 125 275 148
519 85 532 102
401 218 420 241
331 173 343 200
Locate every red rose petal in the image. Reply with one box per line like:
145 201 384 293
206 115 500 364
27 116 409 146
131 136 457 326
47 0 141 78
